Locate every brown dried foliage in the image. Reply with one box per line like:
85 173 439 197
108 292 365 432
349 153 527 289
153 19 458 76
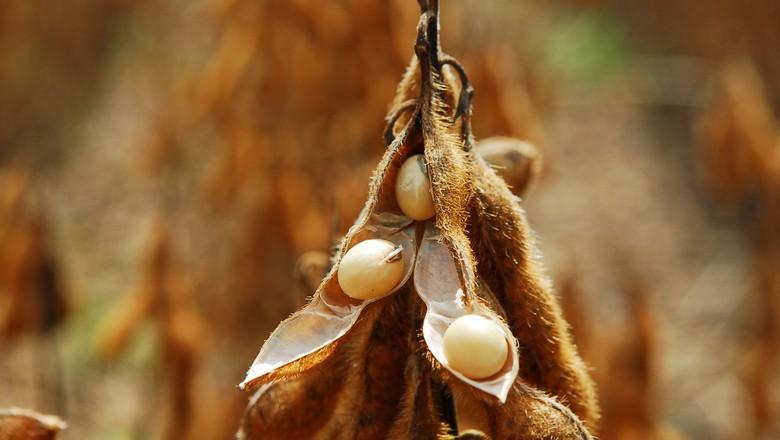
138 1 549 366
697 60 780 437
96 219 207 440
0 0 137 165
238 2 597 438
696 61 777 202
0 171 67 342
748 148 780 438
598 281 657 440
559 271 687 440
746 232 780 439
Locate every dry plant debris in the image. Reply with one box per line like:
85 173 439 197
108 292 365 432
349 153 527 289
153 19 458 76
0 170 67 342
696 59 780 438
474 138 542 198
95 218 208 440
558 270 689 440
696 61 778 203
237 2 597 438
0 407 66 440
135 0 549 361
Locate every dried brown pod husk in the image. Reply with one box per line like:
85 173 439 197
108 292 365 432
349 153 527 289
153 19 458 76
195 23 259 116
203 126 266 211
468 152 599 427
557 270 592 362
239 2 597 438
95 219 207 440
414 223 519 401
599 279 656 440
95 221 170 359
239 290 418 440
695 60 777 202
419 4 597 424
294 250 330 302
475 137 542 198
239 198 418 387
563 266 688 440
744 244 780 439
694 61 780 439
0 172 68 341
0 408 66 440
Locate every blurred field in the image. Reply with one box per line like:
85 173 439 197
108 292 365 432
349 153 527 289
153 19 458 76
1 0 779 439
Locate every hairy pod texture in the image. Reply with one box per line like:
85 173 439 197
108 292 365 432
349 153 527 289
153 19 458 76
238 3 597 438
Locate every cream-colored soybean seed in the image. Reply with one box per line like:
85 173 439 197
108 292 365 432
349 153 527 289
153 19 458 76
337 239 404 301
395 154 435 220
443 314 508 379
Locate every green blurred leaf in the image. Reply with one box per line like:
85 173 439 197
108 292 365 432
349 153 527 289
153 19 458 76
542 12 628 81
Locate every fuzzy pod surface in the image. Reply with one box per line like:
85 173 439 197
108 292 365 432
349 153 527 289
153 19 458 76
238 2 598 438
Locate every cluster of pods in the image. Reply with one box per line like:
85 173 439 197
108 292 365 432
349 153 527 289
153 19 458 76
337 154 510 381
239 130 522 402
237 2 597 438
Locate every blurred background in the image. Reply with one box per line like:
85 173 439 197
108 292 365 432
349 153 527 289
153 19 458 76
1 0 779 439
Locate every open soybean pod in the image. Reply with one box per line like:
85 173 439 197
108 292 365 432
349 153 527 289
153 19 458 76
414 223 519 402
412 2 598 435
411 2 522 405
239 108 422 390
239 287 419 439
468 151 600 429
239 1 599 438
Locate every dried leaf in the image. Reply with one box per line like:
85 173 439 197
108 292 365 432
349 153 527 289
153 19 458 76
599 279 656 440
696 60 777 202
95 219 207 440
0 172 68 341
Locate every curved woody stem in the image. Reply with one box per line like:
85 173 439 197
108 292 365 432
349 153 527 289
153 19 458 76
384 99 418 145
414 0 440 101
441 55 476 144
384 0 476 146
415 0 475 143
